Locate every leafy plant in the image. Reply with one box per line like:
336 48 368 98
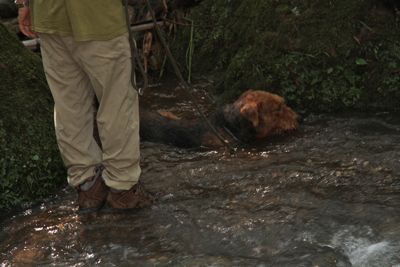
174 0 400 112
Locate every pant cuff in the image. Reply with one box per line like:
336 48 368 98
102 170 139 190
67 165 99 188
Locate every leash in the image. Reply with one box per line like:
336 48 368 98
124 0 148 95
144 0 236 154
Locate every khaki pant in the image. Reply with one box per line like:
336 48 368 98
40 33 140 190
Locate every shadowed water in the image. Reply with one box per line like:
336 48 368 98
1 85 400 266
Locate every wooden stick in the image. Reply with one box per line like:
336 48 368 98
131 20 168 32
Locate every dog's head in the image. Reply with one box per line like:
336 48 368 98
227 90 299 140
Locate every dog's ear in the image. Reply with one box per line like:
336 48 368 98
240 102 260 128
232 90 300 139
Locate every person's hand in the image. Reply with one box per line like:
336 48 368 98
18 6 37 38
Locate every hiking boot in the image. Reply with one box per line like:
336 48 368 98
106 182 155 210
76 168 109 212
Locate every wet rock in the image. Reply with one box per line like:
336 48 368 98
0 0 17 19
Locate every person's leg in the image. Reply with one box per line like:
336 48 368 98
74 33 141 191
39 33 103 187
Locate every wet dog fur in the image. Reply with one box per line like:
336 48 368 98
139 90 299 148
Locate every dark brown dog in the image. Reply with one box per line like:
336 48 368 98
139 90 299 148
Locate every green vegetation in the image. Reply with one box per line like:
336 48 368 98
175 0 400 112
1 0 400 210
0 24 65 210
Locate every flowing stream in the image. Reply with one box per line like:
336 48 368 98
1 84 400 266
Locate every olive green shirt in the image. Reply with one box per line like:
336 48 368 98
31 0 127 41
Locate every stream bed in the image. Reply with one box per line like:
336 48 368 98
1 84 400 266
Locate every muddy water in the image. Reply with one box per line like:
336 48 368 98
1 85 400 266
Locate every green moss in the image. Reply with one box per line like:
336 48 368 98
174 0 400 112
0 24 65 210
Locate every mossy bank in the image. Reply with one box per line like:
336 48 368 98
1 0 400 210
0 24 65 211
174 0 400 112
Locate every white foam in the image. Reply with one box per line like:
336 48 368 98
330 227 399 267
349 241 390 266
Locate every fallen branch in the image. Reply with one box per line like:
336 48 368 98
22 20 169 50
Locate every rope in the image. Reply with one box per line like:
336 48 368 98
124 0 148 95
144 0 236 154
